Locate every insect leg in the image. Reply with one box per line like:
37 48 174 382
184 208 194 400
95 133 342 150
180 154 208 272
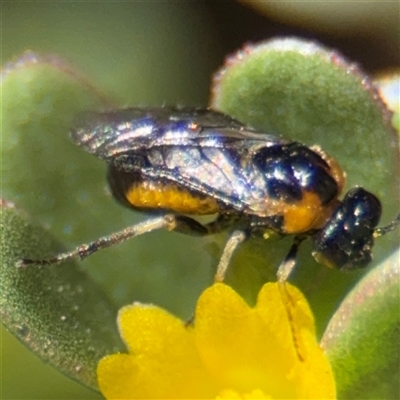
173 213 235 236
214 230 247 282
17 215 179 268
276 235 307 283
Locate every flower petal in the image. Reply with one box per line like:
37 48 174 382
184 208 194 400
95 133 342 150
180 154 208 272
195 283 335 399
217 388 272 399
98 303 218 399
257 283 336 399
98 283 335 399
195 284 291 397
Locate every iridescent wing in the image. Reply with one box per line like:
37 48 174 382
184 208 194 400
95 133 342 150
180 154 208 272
71 107 285 211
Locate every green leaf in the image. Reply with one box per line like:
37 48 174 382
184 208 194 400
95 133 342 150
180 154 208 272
321 249 400 399
1 52 112 230
0 53 124 390
211 38 399 334
0 202 123 390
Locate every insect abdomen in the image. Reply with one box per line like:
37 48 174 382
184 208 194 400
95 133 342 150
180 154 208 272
108 165 220 214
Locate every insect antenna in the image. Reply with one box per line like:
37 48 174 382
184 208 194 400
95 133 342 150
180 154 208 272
373 213 400 238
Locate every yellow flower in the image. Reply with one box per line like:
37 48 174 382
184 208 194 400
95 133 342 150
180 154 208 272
97 283 335 399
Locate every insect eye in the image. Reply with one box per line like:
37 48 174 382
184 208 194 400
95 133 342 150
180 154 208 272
312 187 382 270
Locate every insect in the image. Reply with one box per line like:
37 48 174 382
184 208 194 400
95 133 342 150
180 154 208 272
19 107 400 282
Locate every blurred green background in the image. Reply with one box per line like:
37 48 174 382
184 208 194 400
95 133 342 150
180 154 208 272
1 2 399 399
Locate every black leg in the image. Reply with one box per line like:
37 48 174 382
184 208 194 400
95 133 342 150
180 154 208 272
276 235 307 283
173 213 235 236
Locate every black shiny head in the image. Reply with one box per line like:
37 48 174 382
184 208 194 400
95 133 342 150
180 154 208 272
312 187 382 270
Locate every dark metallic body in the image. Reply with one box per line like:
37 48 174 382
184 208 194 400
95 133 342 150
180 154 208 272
73 109 337 217
70 107 384 270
